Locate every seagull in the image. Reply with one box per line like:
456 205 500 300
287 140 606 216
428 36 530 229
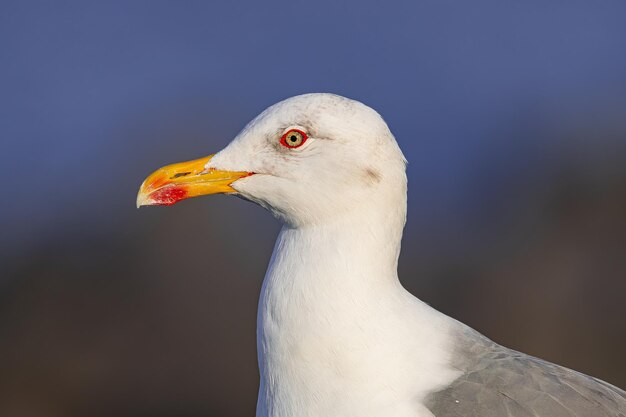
137 93 626 417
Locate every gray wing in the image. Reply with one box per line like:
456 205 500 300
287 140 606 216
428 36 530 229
426 325 626 417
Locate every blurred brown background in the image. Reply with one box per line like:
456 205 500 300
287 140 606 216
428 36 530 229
1 1 625 416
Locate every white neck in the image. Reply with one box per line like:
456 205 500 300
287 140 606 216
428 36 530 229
255 202 459 417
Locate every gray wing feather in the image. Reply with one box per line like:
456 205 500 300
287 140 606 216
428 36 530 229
426 325 626 417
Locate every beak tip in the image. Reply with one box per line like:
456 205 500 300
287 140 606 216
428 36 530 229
136 189 151 209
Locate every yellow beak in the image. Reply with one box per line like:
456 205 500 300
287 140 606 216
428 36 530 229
136 154 252 207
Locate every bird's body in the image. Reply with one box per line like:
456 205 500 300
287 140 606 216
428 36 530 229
138 93 626 417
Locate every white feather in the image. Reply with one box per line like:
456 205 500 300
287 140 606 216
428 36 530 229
207 94 460 417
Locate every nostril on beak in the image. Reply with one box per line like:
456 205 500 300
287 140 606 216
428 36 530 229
171 172 191 179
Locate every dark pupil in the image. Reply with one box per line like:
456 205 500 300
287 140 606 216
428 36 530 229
290 135 297 142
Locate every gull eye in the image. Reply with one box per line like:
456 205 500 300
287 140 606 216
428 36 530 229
280 129 307 148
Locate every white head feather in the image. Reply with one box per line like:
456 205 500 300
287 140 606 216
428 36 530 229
207 93 408 228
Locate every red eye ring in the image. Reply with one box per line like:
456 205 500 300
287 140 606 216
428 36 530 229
280 129 308 148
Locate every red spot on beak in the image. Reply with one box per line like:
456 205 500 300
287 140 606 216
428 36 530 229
150 185 188 206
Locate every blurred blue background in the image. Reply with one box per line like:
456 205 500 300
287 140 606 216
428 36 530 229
1 1 625 416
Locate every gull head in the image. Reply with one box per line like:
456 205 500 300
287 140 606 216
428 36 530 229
137 93 407 226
